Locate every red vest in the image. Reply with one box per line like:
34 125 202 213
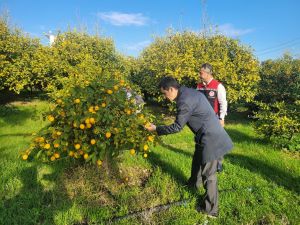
197 79 220 115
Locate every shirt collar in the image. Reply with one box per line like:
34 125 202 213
203 78 213 85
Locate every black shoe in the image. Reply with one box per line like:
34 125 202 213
217 161 223 172
196 206 218 218
184 180 196 189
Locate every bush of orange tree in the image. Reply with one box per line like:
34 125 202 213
21 72 156 166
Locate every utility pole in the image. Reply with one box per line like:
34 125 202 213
201 0 209 36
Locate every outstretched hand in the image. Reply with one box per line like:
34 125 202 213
145 123 156 132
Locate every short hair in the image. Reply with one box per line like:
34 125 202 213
158 76 180 90
201 63 213 74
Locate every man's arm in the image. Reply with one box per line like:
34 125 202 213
146 101 192 135
217 83 227 127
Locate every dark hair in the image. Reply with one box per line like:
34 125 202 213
201 63 213 74
158 76 180 90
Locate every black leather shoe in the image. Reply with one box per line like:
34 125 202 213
217 161 223 172
196 206 218 218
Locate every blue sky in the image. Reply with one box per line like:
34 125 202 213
1 0 300 61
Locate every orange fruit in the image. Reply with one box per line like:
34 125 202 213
74 98 80 104
54 153 60 158
50 156 56 161
101 102 106 107
97 159 102 166
130 149 135 155
56 99 62 104
107 89 113 94
48 115 54 122
143 153 148 158
143 144 149 151
56 131 62 136
79 124 85 129
90 139 96 145
22 154 28 160
69 151 74 157
74 144 81 150
85 118 90 124
147 136 154 142
88 106 94 113
105 132 111 138
94 105 99 111
89 118 95 124
44 143 51 149
83 153 89 160
54 143 60 148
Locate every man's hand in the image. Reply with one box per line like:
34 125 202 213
219 119 225 127
145 123 156 132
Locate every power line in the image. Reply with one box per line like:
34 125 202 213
256 37 300 54
256 41 300 56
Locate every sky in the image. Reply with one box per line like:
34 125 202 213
1 0 300 61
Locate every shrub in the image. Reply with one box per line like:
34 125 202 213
21 72 157 165
253 101 300 151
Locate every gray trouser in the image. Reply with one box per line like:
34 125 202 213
189 145 219 215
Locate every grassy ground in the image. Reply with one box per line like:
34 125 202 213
0 100 299 225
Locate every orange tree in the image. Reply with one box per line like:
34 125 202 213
22 72 157 166
132 30 260 104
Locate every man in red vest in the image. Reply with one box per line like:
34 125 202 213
197 63 228 172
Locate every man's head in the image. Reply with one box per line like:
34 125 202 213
158 76 180 101
200 63 213 83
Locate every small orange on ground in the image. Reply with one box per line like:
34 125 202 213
79 124 85 129
54 153 60 158
74 144 81 150
97 160 102 166
50 156 56 161
84 153 89 160
130 149 135 155
143 153 148 158
74 98 80 104
44 143 51 149
22 154 28 160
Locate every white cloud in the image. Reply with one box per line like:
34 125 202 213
97 12 148 26
217 23 254 37
124 40 151 51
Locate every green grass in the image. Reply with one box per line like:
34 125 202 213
0 100 299 225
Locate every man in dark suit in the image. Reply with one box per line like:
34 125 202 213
145 76 233 218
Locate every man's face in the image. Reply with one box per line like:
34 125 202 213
199 68 210 82
160 87 177 101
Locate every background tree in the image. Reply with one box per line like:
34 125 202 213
132 30 260 104
254 54 300 151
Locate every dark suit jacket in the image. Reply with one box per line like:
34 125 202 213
156 86 233 163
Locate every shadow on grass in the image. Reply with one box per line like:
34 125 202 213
0 105 41 126
227 154 300 194
0 162 71 225
225 127 270 146
0 133 32 138
147 151 188 186
157 139 193 158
